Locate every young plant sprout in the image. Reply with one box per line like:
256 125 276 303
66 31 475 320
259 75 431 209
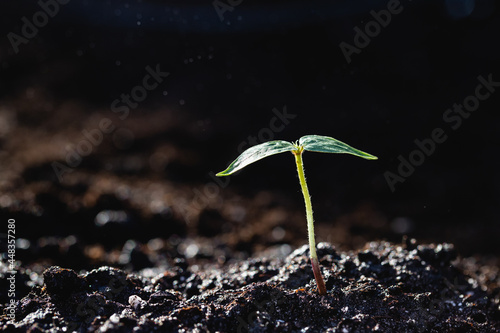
216 135 377 295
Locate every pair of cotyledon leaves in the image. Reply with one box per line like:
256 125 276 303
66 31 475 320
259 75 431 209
216 135 377 176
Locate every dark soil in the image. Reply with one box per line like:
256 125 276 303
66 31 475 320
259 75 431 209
2 239 499 332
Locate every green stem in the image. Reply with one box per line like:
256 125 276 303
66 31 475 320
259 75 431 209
293 148 327 295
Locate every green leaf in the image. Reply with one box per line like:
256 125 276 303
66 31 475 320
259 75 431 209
299 135 377 160
216 140 296 176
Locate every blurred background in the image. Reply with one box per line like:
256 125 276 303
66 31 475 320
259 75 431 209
0 0 499 273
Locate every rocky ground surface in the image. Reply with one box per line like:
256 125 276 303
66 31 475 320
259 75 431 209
1 239 499 332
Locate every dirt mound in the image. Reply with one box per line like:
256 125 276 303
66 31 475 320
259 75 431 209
2 240 499 332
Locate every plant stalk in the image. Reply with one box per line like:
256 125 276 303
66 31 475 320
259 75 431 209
293 149 327 295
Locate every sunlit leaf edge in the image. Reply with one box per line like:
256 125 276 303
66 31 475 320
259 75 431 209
216 140 296 176
299 135 377 160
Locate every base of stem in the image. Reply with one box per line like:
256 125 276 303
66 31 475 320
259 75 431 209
311 257 327 295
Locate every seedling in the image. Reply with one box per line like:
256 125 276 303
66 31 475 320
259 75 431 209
216 135 377 295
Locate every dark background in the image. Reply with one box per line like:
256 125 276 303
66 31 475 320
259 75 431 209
0 0 499 265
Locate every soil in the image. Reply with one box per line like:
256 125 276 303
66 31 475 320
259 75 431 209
2 101 499 331
1 239 498 332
